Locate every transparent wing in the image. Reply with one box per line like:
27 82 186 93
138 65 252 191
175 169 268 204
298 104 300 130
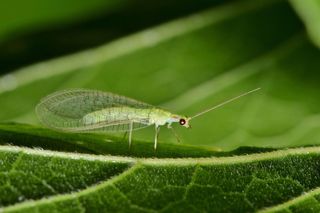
36 89 153 132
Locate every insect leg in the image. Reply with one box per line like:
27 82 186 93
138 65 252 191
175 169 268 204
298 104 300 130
122 132 128 142
128 121 133 148
169 126 181 143
154 125 160 150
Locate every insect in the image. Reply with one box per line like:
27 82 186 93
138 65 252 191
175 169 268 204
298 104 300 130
36 88 260 150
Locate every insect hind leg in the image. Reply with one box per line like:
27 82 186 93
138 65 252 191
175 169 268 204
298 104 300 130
122 132 128 142
154 125 160 150
128 121 133 149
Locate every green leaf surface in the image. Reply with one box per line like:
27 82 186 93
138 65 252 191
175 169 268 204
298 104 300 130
289 0 320 48
1 145 320 212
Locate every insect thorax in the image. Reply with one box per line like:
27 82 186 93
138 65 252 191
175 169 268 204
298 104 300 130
148 108 173 126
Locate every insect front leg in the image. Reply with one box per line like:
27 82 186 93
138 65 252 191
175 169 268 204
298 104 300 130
167 123 181 143
154 125 160 150
170 126 181 143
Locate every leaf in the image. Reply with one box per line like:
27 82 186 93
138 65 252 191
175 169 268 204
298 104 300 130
0 0 124 41
1 145 320 212
0 123 277 158
0 0 225 43
0 0 125 74
1 0 318 151
1 0 320 211
0 0 226 74
289 0 320 48
0 123 219 158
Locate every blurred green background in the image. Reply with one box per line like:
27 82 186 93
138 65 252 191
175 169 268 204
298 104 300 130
1 0 320 150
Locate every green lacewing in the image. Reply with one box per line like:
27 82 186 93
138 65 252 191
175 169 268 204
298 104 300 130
36 88 260 150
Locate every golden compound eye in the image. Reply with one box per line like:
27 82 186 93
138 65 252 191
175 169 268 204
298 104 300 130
179 119 186 125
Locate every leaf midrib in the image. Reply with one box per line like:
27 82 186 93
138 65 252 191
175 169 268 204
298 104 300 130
1 145 320 165
259 187 320 213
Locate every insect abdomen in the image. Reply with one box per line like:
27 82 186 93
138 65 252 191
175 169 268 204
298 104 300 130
83 107 151 125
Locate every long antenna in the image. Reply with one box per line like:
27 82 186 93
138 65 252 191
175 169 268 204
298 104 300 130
190 88 261 120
